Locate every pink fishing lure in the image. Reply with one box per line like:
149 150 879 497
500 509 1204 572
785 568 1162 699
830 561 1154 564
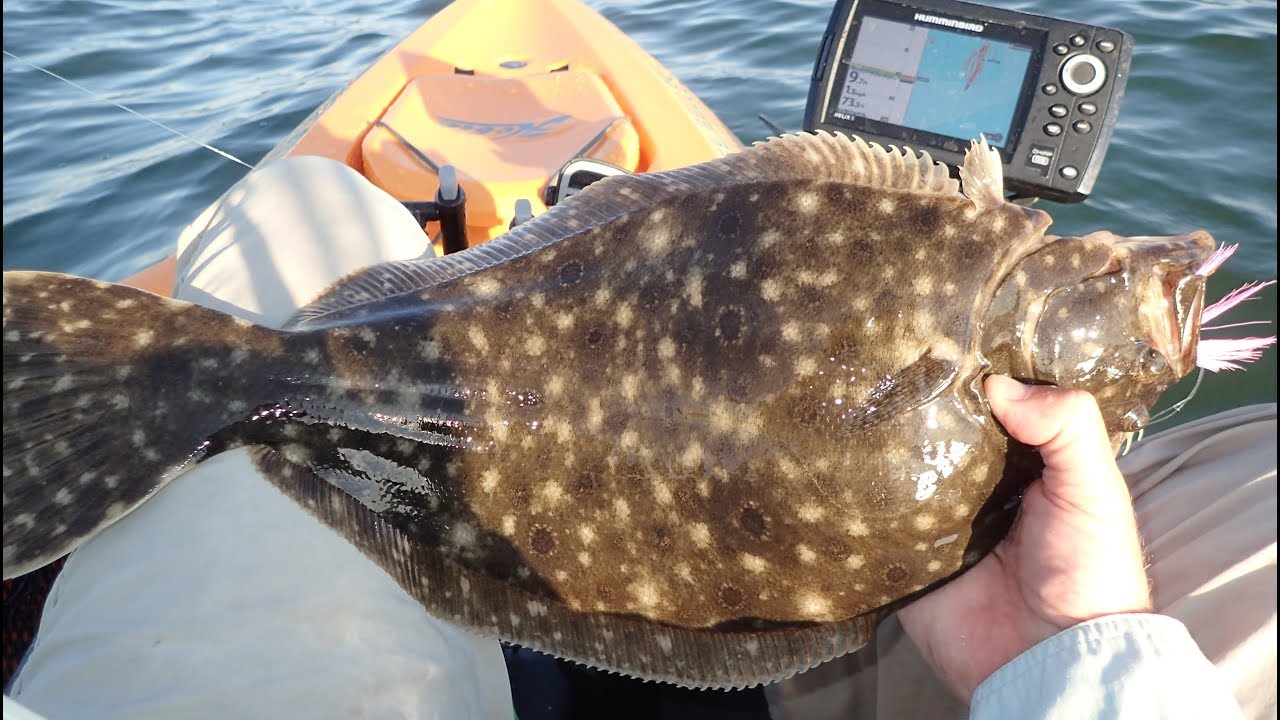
1194 244 1276 372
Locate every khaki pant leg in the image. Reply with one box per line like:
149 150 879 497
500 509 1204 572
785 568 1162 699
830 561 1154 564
766 404 1277 720
1122 404 1277 720
9 157 514 720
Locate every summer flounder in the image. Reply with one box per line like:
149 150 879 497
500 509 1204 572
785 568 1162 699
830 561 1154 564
2 132 1266 689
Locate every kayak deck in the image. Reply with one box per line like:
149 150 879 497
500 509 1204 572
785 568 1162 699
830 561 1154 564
124 0 739 295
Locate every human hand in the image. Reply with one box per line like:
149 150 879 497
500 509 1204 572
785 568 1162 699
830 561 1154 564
895 375 1154 702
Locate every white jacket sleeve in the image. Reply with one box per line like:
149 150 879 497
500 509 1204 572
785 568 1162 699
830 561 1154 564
970 613 1245 719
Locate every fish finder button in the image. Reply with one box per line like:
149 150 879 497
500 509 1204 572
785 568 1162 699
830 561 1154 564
1061 54 1107 95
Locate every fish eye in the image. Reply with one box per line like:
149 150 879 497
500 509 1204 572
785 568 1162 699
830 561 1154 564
1139 344 1168 375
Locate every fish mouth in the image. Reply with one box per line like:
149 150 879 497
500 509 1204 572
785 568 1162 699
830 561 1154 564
1129 231 1215 378
1146 269 1206 378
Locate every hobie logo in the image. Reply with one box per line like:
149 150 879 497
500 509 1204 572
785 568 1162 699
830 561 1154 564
913 13 985 33
439 114 572 139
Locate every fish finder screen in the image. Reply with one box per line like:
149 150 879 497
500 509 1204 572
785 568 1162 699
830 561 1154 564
835 15 1034 147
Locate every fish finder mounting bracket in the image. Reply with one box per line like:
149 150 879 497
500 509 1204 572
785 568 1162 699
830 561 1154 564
804 0 1132 203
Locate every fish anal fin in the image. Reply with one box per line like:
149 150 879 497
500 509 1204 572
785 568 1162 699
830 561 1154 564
247 446 880 688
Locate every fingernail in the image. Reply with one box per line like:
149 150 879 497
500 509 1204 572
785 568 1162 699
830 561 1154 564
985 374 1032 402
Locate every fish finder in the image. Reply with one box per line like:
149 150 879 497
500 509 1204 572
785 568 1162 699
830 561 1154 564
804 0 1132 202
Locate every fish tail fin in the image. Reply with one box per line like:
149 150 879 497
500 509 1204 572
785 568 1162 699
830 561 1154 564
3 271 278 578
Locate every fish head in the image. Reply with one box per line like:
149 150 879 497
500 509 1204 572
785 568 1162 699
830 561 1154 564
988 229 1216 434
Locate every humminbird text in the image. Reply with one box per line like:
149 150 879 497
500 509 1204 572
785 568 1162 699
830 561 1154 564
912 13 986 32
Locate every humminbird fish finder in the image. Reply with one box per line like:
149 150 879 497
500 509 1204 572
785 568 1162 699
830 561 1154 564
804 0 1133 202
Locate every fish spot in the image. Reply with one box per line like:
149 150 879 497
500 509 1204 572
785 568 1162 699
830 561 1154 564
585 326 607 348
718 585 744 608
798 592 832 618
846 519 870 537
558 260 585 286
530 525 557 555
716 210 742 236
467 327 489 352
845 554 865 570
760 278 782 301
614 303 635 328
885 563 909 584
793 357 817 377
738 505 769 539
796 544 817 563
501 515 517 536
524 335 546 356
717 307 743 342
629 580 661 609
656 337 676 360
655 634 674 654
739 553 769 573
651 478 673 505
689 522 711 548
683 271 705 308
539 481 565 506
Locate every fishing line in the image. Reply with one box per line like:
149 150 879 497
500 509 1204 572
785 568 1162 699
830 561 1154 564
2 49 253 169
1145 368 1206 428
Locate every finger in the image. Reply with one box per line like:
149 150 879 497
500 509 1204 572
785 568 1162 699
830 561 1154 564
984 375 1128 505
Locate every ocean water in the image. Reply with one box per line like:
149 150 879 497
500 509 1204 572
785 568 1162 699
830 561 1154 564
2 0 1276 424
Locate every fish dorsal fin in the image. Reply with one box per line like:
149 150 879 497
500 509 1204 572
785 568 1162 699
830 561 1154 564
287 219 562 328
288 132 960 328
959 138 1005 210
677 131 962 196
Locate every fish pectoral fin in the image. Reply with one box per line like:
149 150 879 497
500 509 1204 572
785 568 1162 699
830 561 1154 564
842 354 959 432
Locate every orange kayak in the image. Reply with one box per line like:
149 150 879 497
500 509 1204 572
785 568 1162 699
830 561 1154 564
123 0 740 296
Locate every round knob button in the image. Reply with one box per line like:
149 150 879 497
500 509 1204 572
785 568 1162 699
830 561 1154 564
1053 43 1070 55
1059 165 1079 180
1049 104 1068 118
1070 34 1087 47
1044 123 1063 137
1061 54 1107 95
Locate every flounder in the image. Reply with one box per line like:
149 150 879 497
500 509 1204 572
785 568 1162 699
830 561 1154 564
2 132 1271 688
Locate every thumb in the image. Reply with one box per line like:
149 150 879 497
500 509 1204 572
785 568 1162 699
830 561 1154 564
984 375 1128 506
